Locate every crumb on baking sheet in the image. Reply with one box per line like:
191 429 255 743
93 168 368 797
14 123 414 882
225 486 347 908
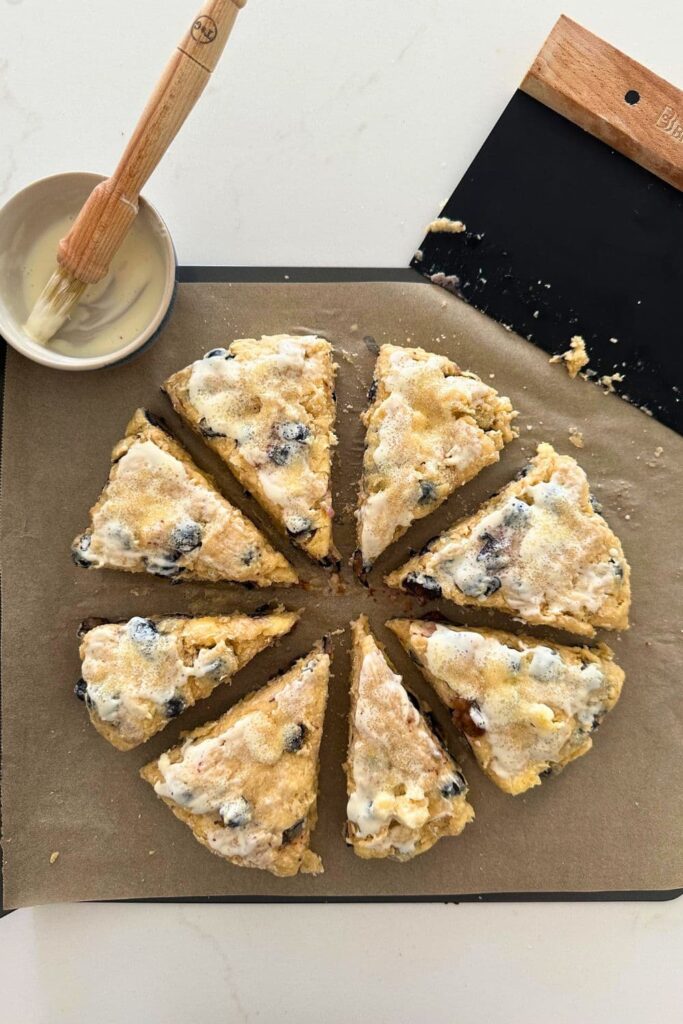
49 851 60 865
568 426 584 448
430 272 461 295
427 217 466 234
600 372 625 393
550 336 589 378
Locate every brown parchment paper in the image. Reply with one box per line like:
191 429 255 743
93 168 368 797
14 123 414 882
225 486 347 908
2 280 682 909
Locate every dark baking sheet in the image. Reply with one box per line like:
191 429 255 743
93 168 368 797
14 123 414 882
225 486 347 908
1 270 682 910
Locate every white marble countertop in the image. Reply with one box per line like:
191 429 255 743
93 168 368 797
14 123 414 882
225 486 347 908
1 1 681 1020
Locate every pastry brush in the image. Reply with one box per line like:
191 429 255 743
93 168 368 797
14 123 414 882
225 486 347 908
25 0 246 345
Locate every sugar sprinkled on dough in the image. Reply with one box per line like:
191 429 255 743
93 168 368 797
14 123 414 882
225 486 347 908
357 345 517 565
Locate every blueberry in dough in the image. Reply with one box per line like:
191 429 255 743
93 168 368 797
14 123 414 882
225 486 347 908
165 696 186 718
463 700 487 736
175 788 195 805
220 796 252 828
418 480 438 505
145 559 185 580
267 443 296 467
74 678 88 701
283 722 308 753
72 550 94 569
199 418 227 439
286 515 315 538
128 617 159 646
201 658 225 678
72 533 94 569
241 547 257 566
281 818 305 845
459 574 501 598
440 772 466 798
503 499 531 529
402 572 443 600
476 533 508 573
477 531 501 561
143 410 171 433
204 348 234 360
609 557 624 580
277 422 310 443
169 521 203 556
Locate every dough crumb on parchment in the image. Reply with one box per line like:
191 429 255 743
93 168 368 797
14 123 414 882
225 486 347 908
568 426 584 448
600 372 625 393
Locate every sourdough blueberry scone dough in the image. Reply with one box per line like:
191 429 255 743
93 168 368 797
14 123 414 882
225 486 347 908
164 335 339 565
71 409 297 586
141 642 330 877
76 608 299 751
354 344 517 574
388 619 625 795
386 443 631 637
345 616 473 861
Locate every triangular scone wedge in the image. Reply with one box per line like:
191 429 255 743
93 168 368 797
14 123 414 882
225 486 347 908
76 607 299 751
141 642 330 877
164 335 339 566
71 409 297 587
386 443 630 637
354 344 516 576
345 616 473 861
388 619 625 795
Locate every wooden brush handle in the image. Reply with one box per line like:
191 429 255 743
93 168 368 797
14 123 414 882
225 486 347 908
59 0 246 284
522 16 683 191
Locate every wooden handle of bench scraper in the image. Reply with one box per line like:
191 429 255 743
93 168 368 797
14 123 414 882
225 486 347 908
57 0 246 285
522 15 683 191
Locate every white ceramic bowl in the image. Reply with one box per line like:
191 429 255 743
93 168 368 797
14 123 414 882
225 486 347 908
0 172 176 371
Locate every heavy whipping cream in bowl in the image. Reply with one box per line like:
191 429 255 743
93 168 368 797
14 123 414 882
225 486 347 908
0 172 176 370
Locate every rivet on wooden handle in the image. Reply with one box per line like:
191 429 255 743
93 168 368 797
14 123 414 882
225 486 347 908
521 15 683 191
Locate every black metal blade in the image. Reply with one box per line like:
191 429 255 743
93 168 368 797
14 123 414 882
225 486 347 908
412 90 683 433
